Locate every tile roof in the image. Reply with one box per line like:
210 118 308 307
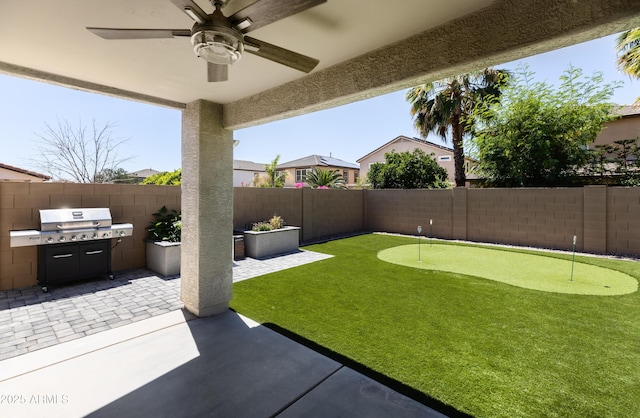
613 105 640 117
356 135 452 162
129 168 161 178
233 160 267 171
0 163 51 180
277 155 359 169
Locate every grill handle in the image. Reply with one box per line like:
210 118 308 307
85 250 103 255
56 222 101 230
52 253 74 259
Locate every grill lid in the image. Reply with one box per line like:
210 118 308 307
39 208 113 231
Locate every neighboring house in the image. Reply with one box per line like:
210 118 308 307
233 159 266 186
277 155 360 187
593 105 640 151
357 135 467 184
0 163 51 182
129 168 161 183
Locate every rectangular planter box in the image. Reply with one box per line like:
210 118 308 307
243 226 300 259
146 240 181 277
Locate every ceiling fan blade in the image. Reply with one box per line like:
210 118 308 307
208 62 228 82
230 0 326 33
169 0 209 23
87 28 191 39
244 36 318 73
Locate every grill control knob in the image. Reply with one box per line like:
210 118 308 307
81 234 88 240
119 231 126 237
71 235 77 241
46 237 54 243
92 233 99 239
102 233 109 238
59 236 66 242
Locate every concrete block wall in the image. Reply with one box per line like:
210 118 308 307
301 188 364 241
364 189 454 238
466 188 584 251
606 187 640 255
233 187 303 232
233 187 366 242
2 183 639 290
0 181 180 290
363 186 638 257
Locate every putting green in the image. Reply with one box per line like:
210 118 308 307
378 244 638 295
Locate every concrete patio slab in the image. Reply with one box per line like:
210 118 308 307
0 310 445 417
278 367 447 418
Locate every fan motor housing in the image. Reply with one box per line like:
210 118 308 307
191 21 245 64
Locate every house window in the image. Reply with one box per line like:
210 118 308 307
343 170 349 183
438 155 452 162
354 171 359 183
296 168 310 182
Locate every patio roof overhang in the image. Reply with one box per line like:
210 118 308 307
2 0 640 130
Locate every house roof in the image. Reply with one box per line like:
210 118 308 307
233 160 266 171
356 135 453 162
0 163 51 180
277 155 359 170
129 168 161 178
613 105 640 118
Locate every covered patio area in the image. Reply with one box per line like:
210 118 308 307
2 0 640 316
2 0 640 416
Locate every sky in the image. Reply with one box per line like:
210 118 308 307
1 33 638 176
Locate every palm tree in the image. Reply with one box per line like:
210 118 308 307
303 167 346 189
262 155 286 187
406 68 508 187
616 28 640 103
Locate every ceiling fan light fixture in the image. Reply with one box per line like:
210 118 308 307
191 28 244 65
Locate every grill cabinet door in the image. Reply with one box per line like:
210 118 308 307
79 241 110 278
39 244 80 284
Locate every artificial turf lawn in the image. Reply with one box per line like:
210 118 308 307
230 234 640 418
378 243 638 295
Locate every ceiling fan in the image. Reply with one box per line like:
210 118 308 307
87 0 325 82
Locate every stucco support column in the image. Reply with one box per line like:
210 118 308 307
181 99 233 317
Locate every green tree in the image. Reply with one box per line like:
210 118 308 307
367 149 450 189
590 138 640 186
406 68 508 187
142 168 182 185
94 167 137 184
303 167 346 189
616 28 640 104
472 65 620 187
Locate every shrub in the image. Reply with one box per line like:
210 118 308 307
269 215 284 229
147 206 181 242
250 214 286 232
252 222 274 232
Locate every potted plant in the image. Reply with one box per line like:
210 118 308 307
145 206 181 276
243 215 300 258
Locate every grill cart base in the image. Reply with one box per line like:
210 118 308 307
37 240 113 292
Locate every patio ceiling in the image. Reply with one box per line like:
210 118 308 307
2 0 640 130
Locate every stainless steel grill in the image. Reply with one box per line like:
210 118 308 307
9 208 133 292
10 208 133 247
